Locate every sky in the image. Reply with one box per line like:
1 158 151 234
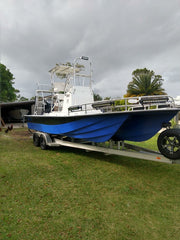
0 0 180 99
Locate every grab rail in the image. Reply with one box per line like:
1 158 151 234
68 95 176 115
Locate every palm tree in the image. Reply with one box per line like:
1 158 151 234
125 68 166 97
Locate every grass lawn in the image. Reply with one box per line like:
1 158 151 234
127 134 159 151
0 128 179 240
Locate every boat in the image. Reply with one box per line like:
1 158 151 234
25 56 180 159
8 109 29 121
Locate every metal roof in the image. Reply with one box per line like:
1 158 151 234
0 100 35 108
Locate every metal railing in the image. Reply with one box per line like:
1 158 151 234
33 91 176 116
68 95 176 115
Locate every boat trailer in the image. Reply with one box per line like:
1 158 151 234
32 130 180 164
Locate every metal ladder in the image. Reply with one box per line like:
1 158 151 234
34 83 52 115
34 90 46 115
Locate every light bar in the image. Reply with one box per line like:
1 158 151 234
81 56 89 60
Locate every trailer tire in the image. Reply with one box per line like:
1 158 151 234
33 133 40 147
40 134 47 150
158 129 180 160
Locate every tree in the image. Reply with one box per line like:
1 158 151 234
104 97 111 100
94 93 102 101
17 96 29 102
0 63 20 102
125 68 166 97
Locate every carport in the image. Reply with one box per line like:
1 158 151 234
0 100 35 127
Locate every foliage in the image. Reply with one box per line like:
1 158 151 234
125 68 166 97
15 93 29 101
0 129 179 240
114 99 126 111
94 93 103 101
115 99 126 105
104 97 111 100
0 63 20 102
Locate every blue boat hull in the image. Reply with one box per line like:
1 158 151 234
26 113 129 142
26 109 179 142
113 109 178 142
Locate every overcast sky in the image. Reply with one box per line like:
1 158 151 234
1 0 180 99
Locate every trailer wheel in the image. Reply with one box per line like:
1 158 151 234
33 133 40 147
158 129 180 159
40 134 47 150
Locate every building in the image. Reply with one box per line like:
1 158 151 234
0 100 35 126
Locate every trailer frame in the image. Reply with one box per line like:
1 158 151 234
32 131 180 164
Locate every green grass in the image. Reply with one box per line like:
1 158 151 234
0 128 180 240
127 134 159 151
